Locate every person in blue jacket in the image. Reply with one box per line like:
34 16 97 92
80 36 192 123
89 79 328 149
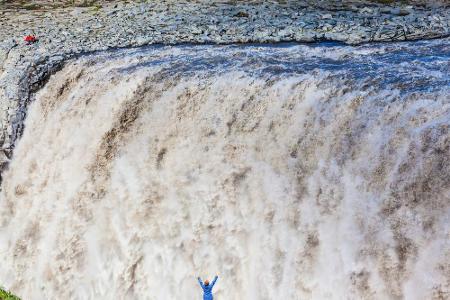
197 275 218 300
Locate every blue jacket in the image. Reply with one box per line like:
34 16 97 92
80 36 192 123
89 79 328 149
198 276 218 300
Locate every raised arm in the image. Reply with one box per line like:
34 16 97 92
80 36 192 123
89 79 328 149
211 275 218 287
197 277 205 289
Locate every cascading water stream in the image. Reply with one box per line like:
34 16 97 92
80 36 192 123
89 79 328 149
0 41 449 299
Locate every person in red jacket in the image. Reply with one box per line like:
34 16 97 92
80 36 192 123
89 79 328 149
24 35 37 44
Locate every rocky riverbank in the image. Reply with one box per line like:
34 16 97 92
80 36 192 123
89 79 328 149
0 0 449 177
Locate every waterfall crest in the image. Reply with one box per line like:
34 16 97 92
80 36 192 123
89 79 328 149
0 43 449 299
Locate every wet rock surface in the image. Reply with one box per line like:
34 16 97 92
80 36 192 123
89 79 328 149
0 0 449 176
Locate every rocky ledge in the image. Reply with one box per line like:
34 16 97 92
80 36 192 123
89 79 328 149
0 0 449 177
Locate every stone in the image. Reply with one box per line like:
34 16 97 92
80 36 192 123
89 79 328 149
234 11 249 18
360 7 374 14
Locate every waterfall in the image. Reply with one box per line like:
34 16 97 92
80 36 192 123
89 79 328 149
0 42 449 299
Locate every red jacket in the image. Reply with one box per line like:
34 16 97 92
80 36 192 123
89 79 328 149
24 35 37 43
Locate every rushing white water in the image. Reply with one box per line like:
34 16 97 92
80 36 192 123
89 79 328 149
0 40 449 300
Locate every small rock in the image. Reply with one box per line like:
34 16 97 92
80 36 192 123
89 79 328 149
391 8 410 16
360 7 373 14
398 9 410 16
234 11 249 18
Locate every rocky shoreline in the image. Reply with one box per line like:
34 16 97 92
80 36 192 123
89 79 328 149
0 0 449 177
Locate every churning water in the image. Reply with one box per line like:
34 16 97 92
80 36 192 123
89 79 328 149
0 40 449 299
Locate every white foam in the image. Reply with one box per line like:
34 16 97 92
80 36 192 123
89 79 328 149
0 45 448 299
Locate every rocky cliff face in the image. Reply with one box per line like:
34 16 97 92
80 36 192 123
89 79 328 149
0 42 448 299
